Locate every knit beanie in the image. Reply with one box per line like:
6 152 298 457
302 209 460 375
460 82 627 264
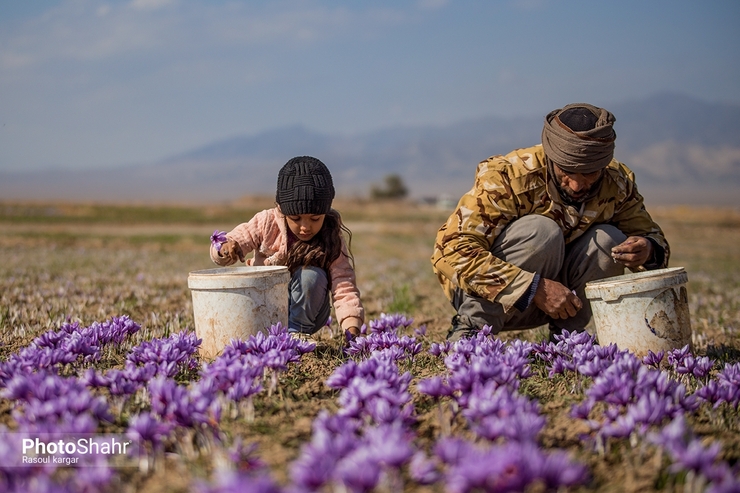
276 156 335 216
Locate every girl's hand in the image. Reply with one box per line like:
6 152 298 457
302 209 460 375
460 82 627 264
219 239 245 262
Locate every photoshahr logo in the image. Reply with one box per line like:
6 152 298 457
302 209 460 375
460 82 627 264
5 432 143 468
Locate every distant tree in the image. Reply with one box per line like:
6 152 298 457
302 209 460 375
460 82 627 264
370 174 408 200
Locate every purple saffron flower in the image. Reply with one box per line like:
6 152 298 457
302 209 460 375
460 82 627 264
669 439 722 476
642 349 665 368
433 437 470 465
417 376 453 399
409 452 441 485
428 341 452 357
667 345 692 368
570 399 594 420
539 449 590 489
127 412 174 447
367 313 413 333
692 356 714 379
228 438 266 472
364 423 414 468
647 414 689 452
695 380 723 406
289 412 361 491
436 440 588 493
211 230 228 251
334 451 381 493
325 361 359 389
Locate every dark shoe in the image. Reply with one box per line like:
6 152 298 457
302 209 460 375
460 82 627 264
446 315 478 342
548 324 563 343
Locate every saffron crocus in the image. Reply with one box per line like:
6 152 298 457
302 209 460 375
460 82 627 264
417 376 453 399
435 439 588 493
227 438 266 472
333 449 381 493
463 384 545 443
367 313 413 333
127 412 175 448
428 341 452 357
643 350 665 368
210 230 228 251
667 345 692 368
691 356 714 379
707 362 740 408
648 415 734 484
409 452 441 485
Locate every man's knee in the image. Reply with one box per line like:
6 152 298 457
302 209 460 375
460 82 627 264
509 215 562 247
590 224 627 250
587 225 627 270
493 215 565 276
494 215 564 260
565 224 627 284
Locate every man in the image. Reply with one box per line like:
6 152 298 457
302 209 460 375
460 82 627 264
431 103 669 341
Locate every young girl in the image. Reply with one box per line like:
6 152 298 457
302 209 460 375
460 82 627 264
210 156 364 338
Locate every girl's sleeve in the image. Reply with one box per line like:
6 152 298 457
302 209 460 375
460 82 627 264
209 211 267 266
328 238 365 331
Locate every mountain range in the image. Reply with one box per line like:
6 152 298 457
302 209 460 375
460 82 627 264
2 92 739 205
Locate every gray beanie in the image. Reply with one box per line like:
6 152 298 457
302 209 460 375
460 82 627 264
276 156 335 216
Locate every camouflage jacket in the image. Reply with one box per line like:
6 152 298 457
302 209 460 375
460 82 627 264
431 145 669 312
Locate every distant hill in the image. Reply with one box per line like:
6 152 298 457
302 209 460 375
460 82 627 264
1 93 739 205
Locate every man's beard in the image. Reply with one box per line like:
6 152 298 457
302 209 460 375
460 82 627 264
548 159 604 206
556 180 602 206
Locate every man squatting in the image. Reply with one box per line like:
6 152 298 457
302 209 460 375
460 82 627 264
431 103 669 341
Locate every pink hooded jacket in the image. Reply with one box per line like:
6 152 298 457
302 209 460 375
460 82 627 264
210 207 364 331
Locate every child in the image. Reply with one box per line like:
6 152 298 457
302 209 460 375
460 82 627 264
210 156 364 338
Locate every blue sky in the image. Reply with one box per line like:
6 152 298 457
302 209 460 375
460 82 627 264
1 0 739 172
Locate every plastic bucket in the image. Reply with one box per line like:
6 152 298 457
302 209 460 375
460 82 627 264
584 267 692 357
188 266 290 359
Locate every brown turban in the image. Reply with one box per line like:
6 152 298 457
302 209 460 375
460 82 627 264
541 103 616 173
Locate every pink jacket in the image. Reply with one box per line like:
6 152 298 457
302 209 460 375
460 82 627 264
210 207 364 331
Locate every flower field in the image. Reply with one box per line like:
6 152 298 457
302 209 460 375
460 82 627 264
1 199 739 492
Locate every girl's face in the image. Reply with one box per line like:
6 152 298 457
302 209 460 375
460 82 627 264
285 213 326 241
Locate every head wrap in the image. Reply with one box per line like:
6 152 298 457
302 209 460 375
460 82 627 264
541 103 616 173
276 156 335 216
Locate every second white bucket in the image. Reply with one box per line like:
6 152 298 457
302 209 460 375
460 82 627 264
584 267 692 357
188 266 290 359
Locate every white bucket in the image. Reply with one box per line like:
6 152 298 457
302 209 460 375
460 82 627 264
188 266 290 359
584 267 692 357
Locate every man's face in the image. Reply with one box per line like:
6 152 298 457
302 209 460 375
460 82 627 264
551 164 604 204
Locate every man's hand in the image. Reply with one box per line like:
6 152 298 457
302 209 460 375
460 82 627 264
219 239 244 263
533 278 582 320
611 236 653 268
